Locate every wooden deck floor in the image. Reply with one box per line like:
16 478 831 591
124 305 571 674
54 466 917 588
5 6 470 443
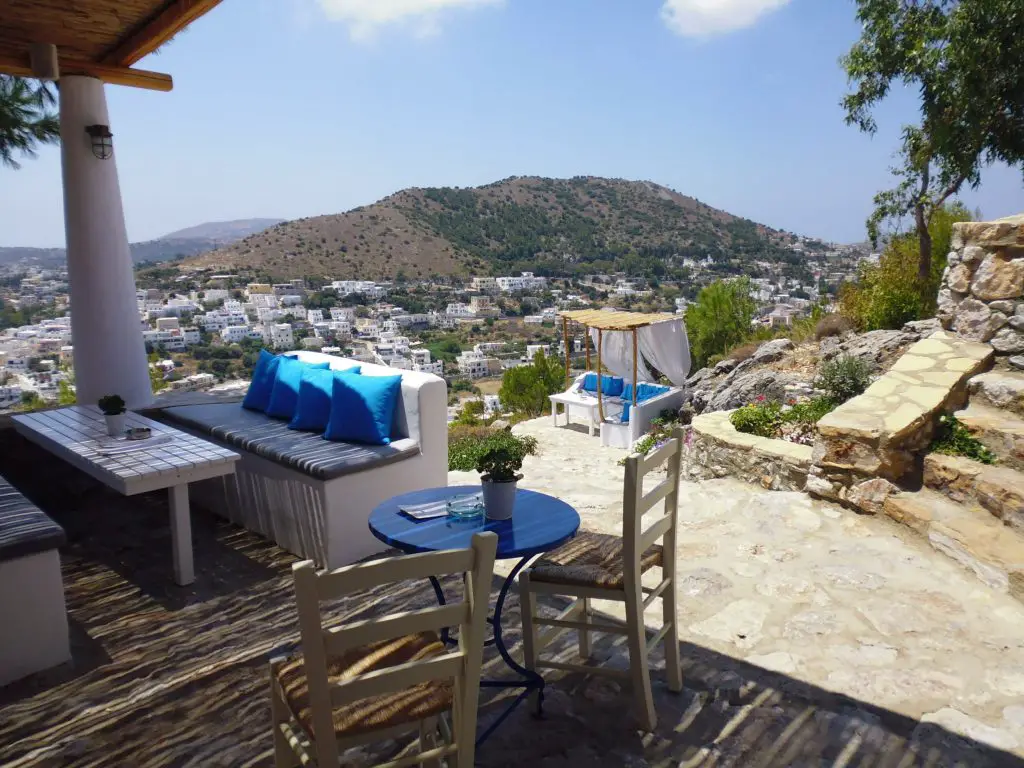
0 429 1021 767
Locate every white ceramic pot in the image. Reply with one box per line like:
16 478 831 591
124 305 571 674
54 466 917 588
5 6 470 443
104 412 126 437
481 478 518 520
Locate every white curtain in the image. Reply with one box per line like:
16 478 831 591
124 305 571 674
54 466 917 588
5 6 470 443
637 319 692 386
589 328 654 383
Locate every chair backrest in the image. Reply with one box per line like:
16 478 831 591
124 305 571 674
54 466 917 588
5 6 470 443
620 427 684 592
291 532 498 767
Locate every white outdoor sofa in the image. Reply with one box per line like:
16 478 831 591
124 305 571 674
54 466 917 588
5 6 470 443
160 352 447 569
550 373 686 449
0 475 70 686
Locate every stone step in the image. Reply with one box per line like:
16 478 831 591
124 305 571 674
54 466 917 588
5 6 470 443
883 489 1024 601
967 370 1024 417
923 453 1024 531
955 403 1024 471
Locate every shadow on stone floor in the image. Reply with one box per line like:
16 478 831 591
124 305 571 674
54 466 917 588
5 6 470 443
1 429 1022 767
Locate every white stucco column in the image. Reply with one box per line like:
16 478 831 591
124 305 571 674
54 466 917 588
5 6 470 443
59 76 152 409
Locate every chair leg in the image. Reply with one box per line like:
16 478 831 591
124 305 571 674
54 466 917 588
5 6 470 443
662 576 683 693
270 672 298 768
624 594 657 731
578 597 591 660
518 571 541 713
419 716 441 768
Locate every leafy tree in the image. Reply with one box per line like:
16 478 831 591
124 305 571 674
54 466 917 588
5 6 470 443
57 380 77 405
840 203 971 329
842 0 1024 281
685 279 757 369
0 76 59 169
499 351 564 416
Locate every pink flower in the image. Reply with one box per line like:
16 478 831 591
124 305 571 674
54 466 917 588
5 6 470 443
756 395 766 403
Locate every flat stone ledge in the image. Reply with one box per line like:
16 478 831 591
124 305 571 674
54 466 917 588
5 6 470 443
814 332 993 480
954 215 1024 248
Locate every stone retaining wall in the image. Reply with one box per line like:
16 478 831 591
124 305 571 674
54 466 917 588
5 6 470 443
684 410 813 492
938 214 1024 360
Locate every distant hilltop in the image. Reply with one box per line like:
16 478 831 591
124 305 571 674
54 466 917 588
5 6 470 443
185 175 836 281
0 218 284 269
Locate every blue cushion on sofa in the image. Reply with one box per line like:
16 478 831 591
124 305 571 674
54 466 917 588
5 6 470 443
265 357 331 420
620 383 670 423
288 366 362 432
581 374 624 396
242 350 282 412
324 374 403 446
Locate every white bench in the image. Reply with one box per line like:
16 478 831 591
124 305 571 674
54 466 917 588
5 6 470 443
161 353 448 570
0 476 69 686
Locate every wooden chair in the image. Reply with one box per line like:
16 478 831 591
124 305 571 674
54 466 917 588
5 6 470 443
270 531 498 767
518 428 684 731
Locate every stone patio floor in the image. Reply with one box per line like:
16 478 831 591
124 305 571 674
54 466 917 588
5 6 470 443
0 419 1023 766
454 417 1024 761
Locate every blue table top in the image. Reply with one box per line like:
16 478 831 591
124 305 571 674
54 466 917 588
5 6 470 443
369 486 580 560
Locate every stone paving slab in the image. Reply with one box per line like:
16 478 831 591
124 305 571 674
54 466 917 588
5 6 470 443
454 417 1024 757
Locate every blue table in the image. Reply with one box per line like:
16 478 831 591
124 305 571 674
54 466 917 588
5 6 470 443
369 485 580 744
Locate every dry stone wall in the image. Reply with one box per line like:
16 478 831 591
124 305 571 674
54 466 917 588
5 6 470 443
938 215 1024 363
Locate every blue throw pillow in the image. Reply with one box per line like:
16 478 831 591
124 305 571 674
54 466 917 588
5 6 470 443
288 366 362 432
265 357 331 420
324 374 403 446
582 374 623 395
242 350 281 412
604 376 625 397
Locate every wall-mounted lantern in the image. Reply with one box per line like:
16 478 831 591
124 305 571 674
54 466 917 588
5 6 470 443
85 124 113 160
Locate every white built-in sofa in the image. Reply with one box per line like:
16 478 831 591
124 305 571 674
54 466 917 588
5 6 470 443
160 352 447 569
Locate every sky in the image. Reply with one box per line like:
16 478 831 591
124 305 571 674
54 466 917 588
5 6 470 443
3 0 1023 248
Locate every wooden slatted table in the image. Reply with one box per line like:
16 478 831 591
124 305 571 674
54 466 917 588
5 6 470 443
11 405 239 586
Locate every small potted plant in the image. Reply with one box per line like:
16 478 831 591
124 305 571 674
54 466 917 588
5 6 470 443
475 433 537 520
98 394 127 437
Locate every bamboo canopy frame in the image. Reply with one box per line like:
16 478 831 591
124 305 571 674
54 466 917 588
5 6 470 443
559 309 678 423
0 0 225 90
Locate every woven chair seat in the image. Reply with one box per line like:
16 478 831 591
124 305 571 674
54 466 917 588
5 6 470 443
530 531 663 590
272 632 452 740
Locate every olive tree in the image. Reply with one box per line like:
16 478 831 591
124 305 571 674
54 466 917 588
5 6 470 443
842 0 1024 281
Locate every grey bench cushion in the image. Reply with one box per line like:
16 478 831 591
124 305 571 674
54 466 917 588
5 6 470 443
160 403 420 482
0 476 66 562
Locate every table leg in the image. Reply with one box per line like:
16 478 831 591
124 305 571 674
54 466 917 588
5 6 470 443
428 557 545 747
589 408 596 436
168 484 195 586
551 401 558 427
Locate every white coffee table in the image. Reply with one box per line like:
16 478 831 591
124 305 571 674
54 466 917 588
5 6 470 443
12 405 239 586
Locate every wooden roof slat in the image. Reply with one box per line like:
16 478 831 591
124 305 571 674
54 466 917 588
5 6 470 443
103 0 223 66
558 309 678 331
0 0 223 87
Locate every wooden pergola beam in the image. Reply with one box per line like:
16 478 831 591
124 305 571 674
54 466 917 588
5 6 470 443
0 55 173 91
102 0 224 66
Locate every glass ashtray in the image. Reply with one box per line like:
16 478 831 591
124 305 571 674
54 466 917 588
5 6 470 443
447 494 484 521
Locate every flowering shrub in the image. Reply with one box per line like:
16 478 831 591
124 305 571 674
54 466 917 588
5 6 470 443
730 395 837 445
622 410 682 464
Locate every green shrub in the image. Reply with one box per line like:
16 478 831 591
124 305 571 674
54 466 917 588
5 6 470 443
839 203 971 330
448 427 539 472
623 412 681 464
784 396 837 425
815 355 872 403
730 398 783 437
930 414 997 465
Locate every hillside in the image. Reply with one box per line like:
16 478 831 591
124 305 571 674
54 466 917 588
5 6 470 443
0 218 283 269
185 176 816 281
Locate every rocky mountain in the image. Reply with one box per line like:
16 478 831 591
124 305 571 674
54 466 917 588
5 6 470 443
184 176 821 281
0 218 283 269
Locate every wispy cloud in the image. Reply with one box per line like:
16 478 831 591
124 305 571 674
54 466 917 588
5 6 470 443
660 0 791 37
315 0 503 41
